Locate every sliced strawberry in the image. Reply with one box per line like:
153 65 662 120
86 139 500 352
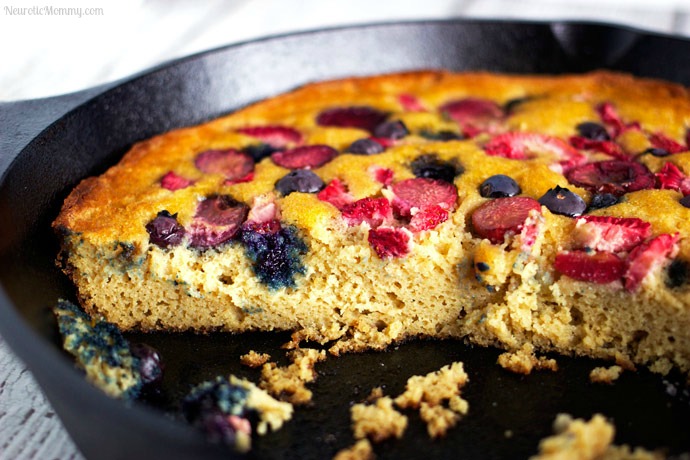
188 195 249 249
655 162 690 195
246 194 279 224
439 98 504 136
367 226 412 259
573 216 651 253
340 197 391 228
316 106 388 132
596 102 640 138
368 165 394 186
160 171 194 191
236 125 303 148
316 178 354 210
390 177 457 218
471 196 542 244
270 145 338 169
195 149 255 184
624 233 680 292
408 205 449 232
398 93 427 112
554 250 625 284
565 160 655 196
649 132 687 154
485 132 587 172
569 135 627 159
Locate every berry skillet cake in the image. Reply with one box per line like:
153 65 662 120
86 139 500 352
53 70 690 375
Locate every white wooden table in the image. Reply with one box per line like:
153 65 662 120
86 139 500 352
1 0 689 458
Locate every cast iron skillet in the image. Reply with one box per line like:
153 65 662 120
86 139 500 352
1 20 690 460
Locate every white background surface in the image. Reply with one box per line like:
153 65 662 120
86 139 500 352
1 0 690 458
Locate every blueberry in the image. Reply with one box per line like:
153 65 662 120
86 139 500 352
503 96 531 114
641 147 671 157
588 193 619 211
347 138 385 155
479 174 521 198
129 343 164 385
419 130 464 141
243 143 279 162
410 154 463 183
680 195 690 208
145 211 185 249
666 259 690 288
576 122 610 141
538 186 586 217
373 120 409 140
275 170 325 196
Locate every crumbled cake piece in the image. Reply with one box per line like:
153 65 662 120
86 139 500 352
498 343 559 374
182 375 292 453
259 348 326 404
332 439 375 460
351 396 408 442
590 365 624 384
418 403 460 439
531 414 663 460
240 350 271 368
395 362 469 408
53 299 162 399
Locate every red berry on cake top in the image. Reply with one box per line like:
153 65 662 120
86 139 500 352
554 250 626 284
188 195 249 249
471 197 541 244
316 106 388 132
271 145 338 169
195 149 254 184
565 160 655 196
236 125 303 148
391 178 458 218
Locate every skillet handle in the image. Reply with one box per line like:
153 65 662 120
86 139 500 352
0 83 115 175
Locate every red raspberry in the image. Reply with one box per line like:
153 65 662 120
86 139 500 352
573 216 651 253
160 171 194 191
596 102 640 138
390 177 457 218
471 196 542 244
368 165 394 186
340 197 392 228
236 125 303 147
368 227 412 259
554 250 626 284
409 205 449 232
624 233 680 292
569 136 627 159
649 132 686 154
655 162 690 195
316 178 354 210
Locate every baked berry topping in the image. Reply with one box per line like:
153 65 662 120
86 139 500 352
367 226 412 259
316 178 354 210
439 97 504 135
242 143 280 162
373 120 409 140
569 136 626 159
316 106 388 132
485 132 586 172
649 132 686 154
129 343 164 386
503 96 531 114
271 145 338 169
419 130 464 141
479 174 521 198
641 147 671 157
398 93 426 111
624 233 680 292
681 195 690 208
160 171 194 191
576 122 610 141
239 224 307 289
655 162 690 195
275 170 325 196
596 102 639 138
341 197 392 227
369 165 394 186
408 205 449 232
554 250 625 284
588 193 620 211
195 149 255 184
410 154 462 184
565 160 655 196
347 138 385 155
471 196 541 244
391 177 458 218
188 195 249 249
246 194 279 227
538 186 587 217
146 211 185 249
573 216 651 253
666 258 690 288
236 125 303 147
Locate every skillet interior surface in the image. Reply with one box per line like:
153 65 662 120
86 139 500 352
1 20 690 459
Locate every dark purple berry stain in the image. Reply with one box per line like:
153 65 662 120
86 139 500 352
347 138 385 155
146 211 185 249
587 193 620 211
419 130 464 141
373 120 409 140
666 258 690 288
538 185 587 217
641 147 671 157
410 154 463 184
316 106 388 132
680 195 690 208
242 143 279 162
189 195 249 249
275 170 325 196
239 224 308 290
576 122 611 141
479 174 521 198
